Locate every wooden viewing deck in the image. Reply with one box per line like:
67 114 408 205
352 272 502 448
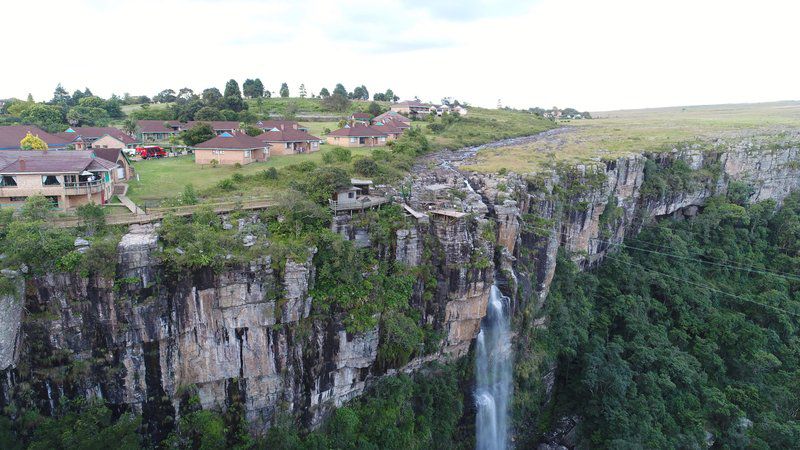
52 197 275 228
329 195 389 212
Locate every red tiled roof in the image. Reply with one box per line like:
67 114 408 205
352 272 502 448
92 148 125 164
0 150 117 174
257 120 301 131
327 124 388 137
193 132 268 150
59 126 137 144
374 111 411 124
0 125 71 150
256 129 321 143
137 120 178 134
372 120 404 134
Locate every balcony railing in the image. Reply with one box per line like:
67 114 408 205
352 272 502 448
329 195 388 212
64 179 106 194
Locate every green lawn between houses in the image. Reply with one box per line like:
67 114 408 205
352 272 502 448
126 145 374 204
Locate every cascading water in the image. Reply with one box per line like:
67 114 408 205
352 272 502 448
475 284 513 450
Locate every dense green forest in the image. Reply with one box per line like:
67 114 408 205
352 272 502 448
533 191 800 448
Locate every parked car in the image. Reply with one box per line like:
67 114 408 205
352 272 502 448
135 146 167 159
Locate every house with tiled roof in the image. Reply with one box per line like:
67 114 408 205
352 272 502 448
326 124 388 147
370 119 407 140
192 132 269 165
58 126 139 150
137 120 180 142
0 150 118 210
349 112 372 124
390 100 432 116
93 147 134 181
373 110 410 124
256 129 322 156
137 120 242 142
0 125 71 150
256 120 309 133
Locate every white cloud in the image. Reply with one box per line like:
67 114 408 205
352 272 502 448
1 0 797 110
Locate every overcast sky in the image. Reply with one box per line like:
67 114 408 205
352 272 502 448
2 0 798 111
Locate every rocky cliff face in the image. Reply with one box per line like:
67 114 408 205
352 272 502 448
1 136 799 441
0 203 493 438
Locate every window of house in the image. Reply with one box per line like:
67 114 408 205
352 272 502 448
350 137 357 143
212 150 225 155
9 197 26 202
244 150 251 158
285 143 291 149
42 175 61 186
0 176 17 187
348 192 355 198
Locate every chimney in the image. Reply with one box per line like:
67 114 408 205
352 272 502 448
19 159 25 171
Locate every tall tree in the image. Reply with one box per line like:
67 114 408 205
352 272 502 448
333 83 347 97
242 79 256 98
51 84 70 106
180 123 216 146
351 85 369 101
279 83 290 98
154 89 177 103
177 88 195 101
252 78 264 98
385 89 397 102
224 79 242 99
201 87 222 105
122 118 138 135
222 80 246 112
319 87 330 98
298 84 307 98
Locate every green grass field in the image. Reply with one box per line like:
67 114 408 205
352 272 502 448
126 146 374 204
462 101 800 173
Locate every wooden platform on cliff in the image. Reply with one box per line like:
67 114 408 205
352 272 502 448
329 195 388 213
430 209 467 222
52 196 274 228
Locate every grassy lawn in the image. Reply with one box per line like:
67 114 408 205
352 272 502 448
246 97 387 116
462 101 800 173
127 146 375 204
302 121 340 138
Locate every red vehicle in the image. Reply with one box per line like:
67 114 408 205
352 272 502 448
135 146 167 159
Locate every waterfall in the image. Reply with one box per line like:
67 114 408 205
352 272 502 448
475 285 513 450
45 380 55 415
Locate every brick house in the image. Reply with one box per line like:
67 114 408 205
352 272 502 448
137 120 242 142
192 132 269 165
0 150 118 210
326 124 388 147
370 119 406 140
256 129 322 155
93 147 134 181
373 110 411 124
58 126 139 150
